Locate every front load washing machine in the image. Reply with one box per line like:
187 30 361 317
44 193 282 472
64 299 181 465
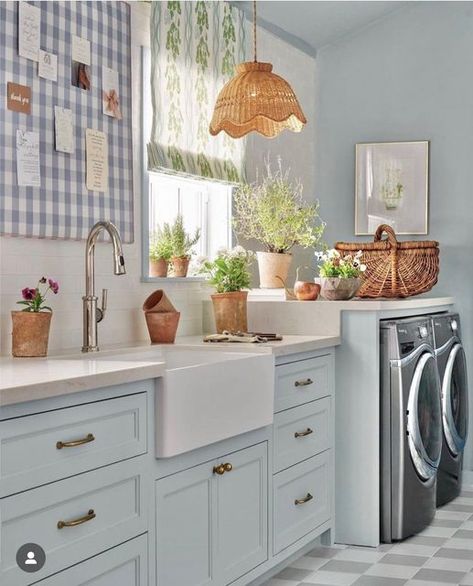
380 316 442 542
433 313 469 506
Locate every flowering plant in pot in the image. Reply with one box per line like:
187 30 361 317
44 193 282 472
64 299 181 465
233 160 325 288
315 249 366 300
149 224 173 278
169 214 201 277
198 246 254 333
12 277 59 357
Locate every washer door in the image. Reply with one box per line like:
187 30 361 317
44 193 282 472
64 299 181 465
407 352 442 481
443 343 468 456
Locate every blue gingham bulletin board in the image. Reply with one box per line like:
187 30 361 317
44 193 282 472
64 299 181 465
0 1 134 242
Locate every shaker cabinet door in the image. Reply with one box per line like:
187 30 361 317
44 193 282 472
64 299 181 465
155 461 214 586
214 442 268 584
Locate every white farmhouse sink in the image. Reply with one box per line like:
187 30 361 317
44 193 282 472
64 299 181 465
155 348 274 457
76 346 274 458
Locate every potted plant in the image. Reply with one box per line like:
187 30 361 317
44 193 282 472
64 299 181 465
233 160 325 288
149 224 172 278
169 215 201 277
11 276 59 357
315 249 366 300
199 246 254 333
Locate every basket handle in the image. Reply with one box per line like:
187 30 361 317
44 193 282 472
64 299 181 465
374 224 398 248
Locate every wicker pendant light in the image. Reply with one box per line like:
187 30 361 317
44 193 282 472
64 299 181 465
209 0 307 139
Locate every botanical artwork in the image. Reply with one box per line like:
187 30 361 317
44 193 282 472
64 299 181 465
355 141 429 235
148 1 247 182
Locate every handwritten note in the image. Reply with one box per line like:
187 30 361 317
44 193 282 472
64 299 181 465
54 106 74 154
38 50 58 82
86 129 108 192
72 35 91 65
17 129 41 187
18 2 41 61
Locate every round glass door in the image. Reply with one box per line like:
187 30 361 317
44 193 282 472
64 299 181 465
407 352 442 480
443 344 468 455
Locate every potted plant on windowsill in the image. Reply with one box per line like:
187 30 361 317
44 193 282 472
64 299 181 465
233 160 325 288
315 249 366 300
11 276 59 357
198 246 254 333
149 224 172 278
169 215 201 278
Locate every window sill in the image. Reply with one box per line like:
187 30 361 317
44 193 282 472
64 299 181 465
141 276 206 283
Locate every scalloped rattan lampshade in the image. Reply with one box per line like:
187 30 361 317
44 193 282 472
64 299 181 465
209 1 307 139
209 61 307 138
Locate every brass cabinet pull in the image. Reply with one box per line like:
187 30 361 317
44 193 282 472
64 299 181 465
57 509 96 529
294 378 313 388
294 428 314 438
56 433 95 450
295 493 313 506
213 462 233 475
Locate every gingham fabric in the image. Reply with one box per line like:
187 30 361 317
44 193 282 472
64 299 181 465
263 484 473 586
0 1 134 242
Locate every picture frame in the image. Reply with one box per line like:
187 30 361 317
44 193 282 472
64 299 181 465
355 140 429 235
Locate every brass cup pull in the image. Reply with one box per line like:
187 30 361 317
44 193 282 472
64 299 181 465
295 493 314 506
57 509 96 529
294 428 314 438
213 462 233 475
56 433 95 450
295 378 313 388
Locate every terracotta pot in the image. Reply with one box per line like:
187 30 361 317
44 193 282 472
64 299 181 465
257 251 292 289
171 256 190 278
143 290 177 313
320 277 361 301
211 291 248 334
149 258 169 278
11 311 52 357
144 311 181 343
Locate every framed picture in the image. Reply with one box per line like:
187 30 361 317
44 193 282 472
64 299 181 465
355 141 429 235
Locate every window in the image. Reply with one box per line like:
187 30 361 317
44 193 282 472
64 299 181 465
141 49 234 280
146 172 233 277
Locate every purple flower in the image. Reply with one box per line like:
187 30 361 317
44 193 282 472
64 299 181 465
48 278 59 294
22 287 36 301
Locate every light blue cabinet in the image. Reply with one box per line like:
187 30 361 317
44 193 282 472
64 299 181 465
155 442 268 586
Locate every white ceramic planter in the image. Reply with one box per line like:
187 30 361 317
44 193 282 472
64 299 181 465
257 251 292 289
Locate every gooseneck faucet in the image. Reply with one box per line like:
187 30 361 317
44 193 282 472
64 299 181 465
82 221 126 352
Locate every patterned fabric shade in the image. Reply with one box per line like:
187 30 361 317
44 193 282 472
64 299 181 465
148 1 247 183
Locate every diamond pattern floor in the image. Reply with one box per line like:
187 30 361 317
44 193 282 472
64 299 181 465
263 485 473 586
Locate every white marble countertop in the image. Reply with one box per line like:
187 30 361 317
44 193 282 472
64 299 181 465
175 334 340 357
0 334 339 408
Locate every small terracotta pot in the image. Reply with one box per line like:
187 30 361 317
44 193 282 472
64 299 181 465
211 291 248 334
11 311 52 357
144 311 181 343
143 290 177 313
171 256 190 278
149 258 169 278
320 277 361 301
257 251 292 289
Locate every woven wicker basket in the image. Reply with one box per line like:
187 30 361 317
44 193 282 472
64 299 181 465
335 224 439 299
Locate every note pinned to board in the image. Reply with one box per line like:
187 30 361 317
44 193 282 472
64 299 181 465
54 106 74 154
38 50 58 82
72 35 91 65
18 2 41 61
85 129 108 192
16 129 41 187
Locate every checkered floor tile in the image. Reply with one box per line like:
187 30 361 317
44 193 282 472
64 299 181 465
263 484 473 586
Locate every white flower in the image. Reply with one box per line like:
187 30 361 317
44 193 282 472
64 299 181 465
360 264 367 272
216 246 228 257
230 245 246 257
355 250 363 258
328 249 340 259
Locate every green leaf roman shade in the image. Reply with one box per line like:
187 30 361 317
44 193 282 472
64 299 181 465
148 1 247 183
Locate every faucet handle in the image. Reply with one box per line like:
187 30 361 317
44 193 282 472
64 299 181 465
97 289 108 323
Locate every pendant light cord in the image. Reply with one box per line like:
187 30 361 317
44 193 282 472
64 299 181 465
253 0 257 62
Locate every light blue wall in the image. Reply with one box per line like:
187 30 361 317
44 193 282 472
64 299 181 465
315 1 473 469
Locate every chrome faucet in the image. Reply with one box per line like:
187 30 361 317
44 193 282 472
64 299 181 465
82 221 126 352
